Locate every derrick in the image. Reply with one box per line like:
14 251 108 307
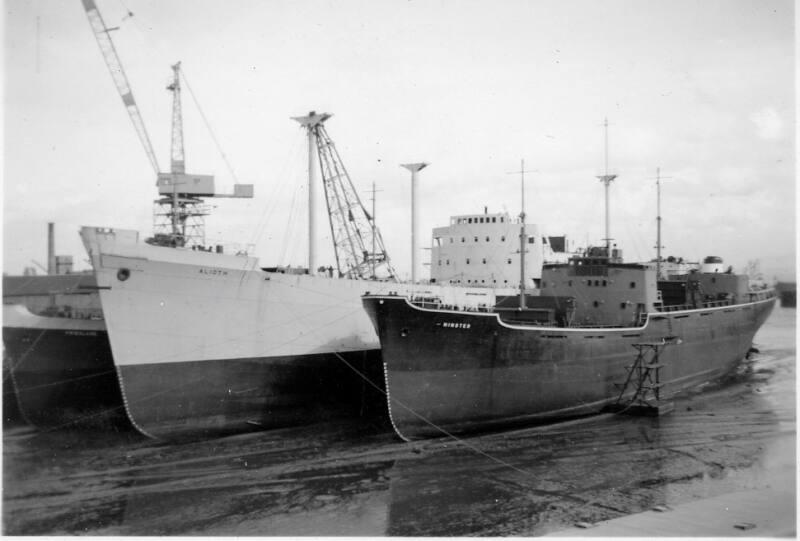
294 112 397 280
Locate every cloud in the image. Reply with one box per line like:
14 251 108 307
750 107 784 140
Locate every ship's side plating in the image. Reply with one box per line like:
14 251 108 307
363 294 774 440
363 248 776 440
2 304 127 429
80 226 511 439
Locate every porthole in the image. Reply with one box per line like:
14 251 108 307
593 301 600 308
117 268 130 281
630 282 636 289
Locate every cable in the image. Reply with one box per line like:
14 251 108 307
179 69 240 185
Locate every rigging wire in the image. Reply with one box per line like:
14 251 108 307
249 136 304 248
179 69 240 185
277 182 303 266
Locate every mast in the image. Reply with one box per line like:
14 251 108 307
654 167 671 279
520 160 526 309
368 181 384 279
371 182 377 278
292 111 330 273
596 118 617 252
507 159 536 309
401 163 429 283
656 167 662 279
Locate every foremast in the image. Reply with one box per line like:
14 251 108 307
596 117 617 252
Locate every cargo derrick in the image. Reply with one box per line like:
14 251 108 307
294 113 397 280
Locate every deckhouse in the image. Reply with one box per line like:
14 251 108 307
430 209 570 288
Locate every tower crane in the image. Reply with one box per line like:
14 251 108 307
80 0 253 248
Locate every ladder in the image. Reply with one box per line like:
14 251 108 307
604 337 679 416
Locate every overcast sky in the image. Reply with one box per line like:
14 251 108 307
3 0 796 281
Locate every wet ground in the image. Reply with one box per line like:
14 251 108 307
3 306 795 536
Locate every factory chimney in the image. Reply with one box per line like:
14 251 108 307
47 222 56 275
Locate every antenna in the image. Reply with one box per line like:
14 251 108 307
507 159 538 309
596 117 617 251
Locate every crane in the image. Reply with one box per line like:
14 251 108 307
80 0 160 174
80 0 254 248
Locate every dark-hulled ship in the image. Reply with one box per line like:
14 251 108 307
363 246 776 440
362 148 777 441
3 273 127 429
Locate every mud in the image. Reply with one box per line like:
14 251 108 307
3 307 795 536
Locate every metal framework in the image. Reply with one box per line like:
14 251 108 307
81 0 160 174
167 62 186 174
152 62 209 247
152 196 211 247
606 337 678 416
83 1 253 250
300 115 397 280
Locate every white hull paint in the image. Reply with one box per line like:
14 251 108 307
79 226 514 438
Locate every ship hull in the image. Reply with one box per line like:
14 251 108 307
2 304 127 429
113 350 386 438
80 227 507 439
362 294 776 440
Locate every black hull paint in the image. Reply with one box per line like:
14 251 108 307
3 326 129 430
3 354 24 426
363 295 776 440
116 349 388 440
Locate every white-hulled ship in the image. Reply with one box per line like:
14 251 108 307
81 107 580 439
2 0 260 435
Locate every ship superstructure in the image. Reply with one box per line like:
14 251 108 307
430 209 570 288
